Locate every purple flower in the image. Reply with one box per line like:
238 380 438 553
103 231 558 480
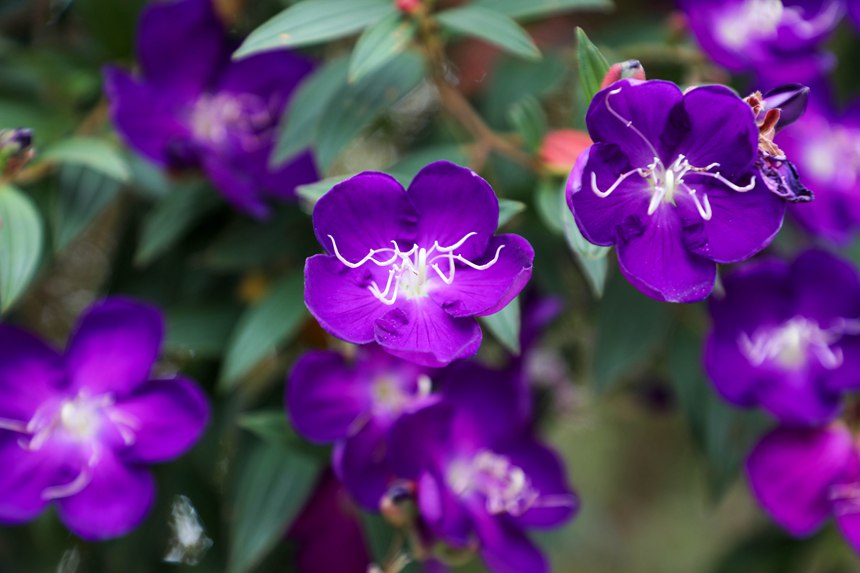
305 161 534 367
0 298 209 540
104 0 318 218
705 250 860 426
566 79 787 302
389 362 577 573
287 345 437 509
747 424 860 552
776 98 860 243
680 0 843 83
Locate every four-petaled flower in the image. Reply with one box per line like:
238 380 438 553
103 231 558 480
0 298 209 540
305 161 534 367
104 0 318 218
705 250 860 426
567 79 788 302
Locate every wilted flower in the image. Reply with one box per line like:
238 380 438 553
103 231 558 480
104 0 317 218
747 424 860 552
680 0 843 83
287 345 437 508
305 161 534 367
705 250 860 426
389 361 577 573
0 298 209 540
567 79 789 302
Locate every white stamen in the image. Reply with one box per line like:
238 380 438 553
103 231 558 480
739 316 853 370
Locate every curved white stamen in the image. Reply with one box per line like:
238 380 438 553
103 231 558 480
739 316 853 370
783 0 844 38
694 172 757 192
686 185 713 221
604 88 662 160
590 168 642 198
329 235 401 268
452 245 505 271
0 418 27 433
433 232 478 253
42 466 93 500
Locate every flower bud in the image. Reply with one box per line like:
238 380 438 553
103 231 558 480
0 128 34 177
599 59 646 90
395 0 422 14
760 84 810 130
379 480 416 528
539 129 591 176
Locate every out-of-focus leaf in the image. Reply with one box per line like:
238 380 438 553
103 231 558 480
315 51 425 170
349 13 416 82
474 0 613 20
559 182 610 296
360 513 421 573
165 305 240 358
508 96 547 152
498 198 526 227
74 0 146 58
437 6 541 61
237 410 296 448
295 175 353 211
536 178 564 234
483 55 566 127
227 441 321 573
0 184 42 312
41 137 130 182
593 273 670 393
576 27 610 102
234 0 395 58
52 165 120 251
220 273 308 390
271 57 349 167
480 297 521 355
391 145 471 180
135 183 220 265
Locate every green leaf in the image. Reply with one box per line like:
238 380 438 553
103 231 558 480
498 198 526 227
473 0 613 20
41 136 131 182
220 273 308 390
390 144 471 181
576 27 610 102
360 513 421 573
237 410 296 448
234 0 396 58
227 441 321 573
52 165 121 251
480 297 521 355
593 273 670 393
507 95 547 152
559 181 610 296
483 55 566 127
0 184 43 312
295 175 353 211
349 13 416 83
271 57 349 167
314 51 425 170
135 183 220 265
535 178 564 234
436 6 541 61
164 305 240 359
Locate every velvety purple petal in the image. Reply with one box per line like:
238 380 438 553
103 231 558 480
304 254 392 344
762 84 810 130
586 79 683 167
429 234 534 318
217 50 314 102
475 515 548 573
103 67 194 168
824 336 860 393
683 177 785 264
615 208 716 303
756 368 842 426
137 0 229 95
789 250 860 324
287 351 371 443
373 300 482 368
709 258 793 334
66 298 164 398
677 85 758 177
0 326 64 422
388 403 454 479
57 450 155 540
201 154 270 218
408 161 498 260
503 441 578 529
417 471 474 547
313 172 417 261
703 332 766 407
113 377 209 464
833 452 860 554
333 421 392 511
261 150 319 202
746 425 854 536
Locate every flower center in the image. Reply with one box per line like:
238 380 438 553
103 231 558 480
590 88 756 221
190 92 275 151
447 450 540 516
372 373 432 416
329 232 504 306
716 0 784 49
738 316 860 370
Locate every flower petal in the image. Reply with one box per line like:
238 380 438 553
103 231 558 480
333 421 392 511
429 234 534 318
201 153 271 218
0 326 64 422
113 377 209 464
417 471 474 547
756 367 842 426
66 298 164 397
261 150 319 202
313 172 417 261
373 301 482 367
408 161 498 260
388 403 454 479
56 450 155 540
789 250 860 325
287 351 371 443
474 515 548 573
746 425 854 536
504 440 578 529
216 50 314 101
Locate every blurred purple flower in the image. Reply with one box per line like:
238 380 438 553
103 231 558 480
567 79 787 302
305 161 534 367
104 0 318 218
390 362 577 573
776 98 860 243
287 345 437 509
705 250 860 426
680 0 843 84
747 424 860 552
0 298 209 540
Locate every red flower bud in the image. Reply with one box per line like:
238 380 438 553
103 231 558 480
600 59 646 90
539 130 592 175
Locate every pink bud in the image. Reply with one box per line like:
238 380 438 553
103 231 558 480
396 0 422 13
540 130 592 175
599 59 646 90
